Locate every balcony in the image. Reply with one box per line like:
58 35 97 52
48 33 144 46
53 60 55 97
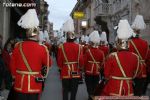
112 0 129 14
95 3 112 16
94 0 129 17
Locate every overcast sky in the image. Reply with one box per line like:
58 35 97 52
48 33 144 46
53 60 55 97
45 0 77 30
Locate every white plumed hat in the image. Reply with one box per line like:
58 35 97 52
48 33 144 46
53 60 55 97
17 9 39 29
131 15 146 30
81 35 85 42
63 18 75 33
84 35 89 44
63 18 75 39
100 31 108 44
117 19 133 39
89 31 100 44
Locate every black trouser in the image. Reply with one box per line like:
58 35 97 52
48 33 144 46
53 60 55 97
7 85 16 100
0 72 3 93
15 92 39 100
85 74 99 99
133 78 146 96
62 78 79 100
4 70 12 90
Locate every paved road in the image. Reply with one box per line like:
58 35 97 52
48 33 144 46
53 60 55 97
40 57 88 100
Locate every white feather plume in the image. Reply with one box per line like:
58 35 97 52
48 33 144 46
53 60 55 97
89 31 100 44
84 35 89 44
117 19 133 39
81 35 85 42
100 31 108 44
17 9 39 29
63 18 74 33
131 15 146 30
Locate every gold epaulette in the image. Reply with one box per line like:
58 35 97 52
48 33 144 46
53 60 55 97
14 41 23 47
58 44 63 48
79 44 83 50
39 43 44 45
41 44 49 52
39 43 46 46
109 52 117 56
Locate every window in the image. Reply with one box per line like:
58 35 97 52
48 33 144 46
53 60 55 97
102 0 109 3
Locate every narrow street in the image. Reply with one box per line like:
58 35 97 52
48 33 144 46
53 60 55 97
0 0 150 100
40 57 88 100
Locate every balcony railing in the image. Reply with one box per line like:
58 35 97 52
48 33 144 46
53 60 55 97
95 0 129 16
112 0 129 14
95 3 112 16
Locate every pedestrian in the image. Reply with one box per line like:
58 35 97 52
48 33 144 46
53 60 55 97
129 15 149 96
38 27 51 56
5 38 20 100
10 9 52 100
57 18 84 100
0 35 3 48
0 47 5 100
83 30 105 100
82 35 89 55
100 20 140 96
2 40 13 90
99 31 109 57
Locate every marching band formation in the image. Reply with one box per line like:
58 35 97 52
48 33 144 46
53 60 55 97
0 8 149 100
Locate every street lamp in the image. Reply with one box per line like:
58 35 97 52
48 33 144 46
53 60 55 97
81 20 88 28
81 20 88 37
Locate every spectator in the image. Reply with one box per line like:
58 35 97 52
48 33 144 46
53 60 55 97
0 47 5 100
2 40 13 90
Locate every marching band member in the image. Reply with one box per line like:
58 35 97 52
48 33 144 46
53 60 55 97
10 9 52 100
129 15 149 95
100 20 140 96
84 30 105 100
57 18 84 100
99 31 109 57
81 35 89 55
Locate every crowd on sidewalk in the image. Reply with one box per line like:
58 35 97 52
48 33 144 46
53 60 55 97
0 36 21 99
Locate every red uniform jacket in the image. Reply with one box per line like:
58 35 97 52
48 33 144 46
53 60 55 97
146 49 150 74
82 44 89 55
99 45 109 57
44 42 51 52
101 51 140 96
57 42 84 79
10 40 52 93
84 47 105 76
129 37 149 78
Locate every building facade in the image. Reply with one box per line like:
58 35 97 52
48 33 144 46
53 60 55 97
0 0 50 47
47 21 54 41
0 0 11 47
47 21 53 35
71 0 150 43
39 0 49 31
